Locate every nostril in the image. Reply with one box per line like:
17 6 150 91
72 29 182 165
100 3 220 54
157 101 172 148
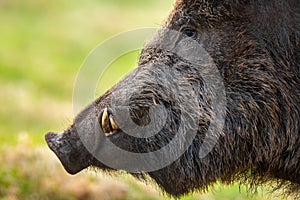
45 132 57 142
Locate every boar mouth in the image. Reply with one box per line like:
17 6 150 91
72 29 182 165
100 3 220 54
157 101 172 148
99 107 150 137
45 132 90 174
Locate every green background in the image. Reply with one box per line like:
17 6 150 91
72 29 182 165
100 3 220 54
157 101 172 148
0 0 286 199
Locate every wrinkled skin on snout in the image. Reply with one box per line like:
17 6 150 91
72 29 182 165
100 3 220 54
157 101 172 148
46 0 300 197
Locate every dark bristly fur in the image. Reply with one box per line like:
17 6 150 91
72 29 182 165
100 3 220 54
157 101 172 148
46 0 300 198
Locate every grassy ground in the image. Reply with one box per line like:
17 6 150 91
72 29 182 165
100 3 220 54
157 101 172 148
0 0 287 199
0 136 276 200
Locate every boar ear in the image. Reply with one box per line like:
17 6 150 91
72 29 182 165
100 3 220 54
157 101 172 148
220 0 248 6
180 0 250 5
220 0 251 11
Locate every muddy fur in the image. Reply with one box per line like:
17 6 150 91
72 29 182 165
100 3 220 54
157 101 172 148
46 0 300 198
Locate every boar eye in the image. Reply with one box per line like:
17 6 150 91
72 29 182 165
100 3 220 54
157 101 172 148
181 27 198 39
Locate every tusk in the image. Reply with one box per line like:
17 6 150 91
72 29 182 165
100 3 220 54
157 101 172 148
101 108 111 134
109 115 120 132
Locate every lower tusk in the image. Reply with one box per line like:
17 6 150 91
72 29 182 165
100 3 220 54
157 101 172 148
109 115 120 132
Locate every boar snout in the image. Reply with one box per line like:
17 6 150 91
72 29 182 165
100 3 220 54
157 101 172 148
45 131 91 174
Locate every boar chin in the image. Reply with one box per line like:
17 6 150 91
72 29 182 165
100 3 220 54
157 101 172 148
45 132 90 174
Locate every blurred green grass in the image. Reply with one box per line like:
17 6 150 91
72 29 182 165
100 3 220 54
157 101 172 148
0 0 285 199
0 0 172 144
